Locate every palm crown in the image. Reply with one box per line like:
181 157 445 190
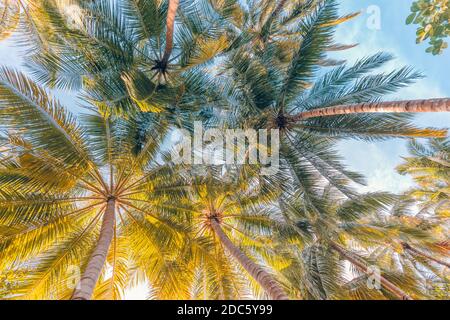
174 166 289 299
0 68 201 299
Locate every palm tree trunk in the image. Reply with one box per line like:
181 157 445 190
210 218 289 300
402 242 450 268
330 242 413 300
72 198 116 300
290 98 450 122
161 0 179 65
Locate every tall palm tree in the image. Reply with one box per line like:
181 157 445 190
0 68 198 300
208 219 288 300
178 167 289 300
202 0 449 212
10 0 232 109
213 0 448 138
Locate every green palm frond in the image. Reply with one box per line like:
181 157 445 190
0 0 20 41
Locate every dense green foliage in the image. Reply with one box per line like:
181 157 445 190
406 0 449 55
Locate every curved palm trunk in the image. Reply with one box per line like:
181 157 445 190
402 242 450 268
210 219 289 300
161 0 179 65
72 198 116 300
330 242 412 300
290 98 450 122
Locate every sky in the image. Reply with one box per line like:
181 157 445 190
0 0 449 299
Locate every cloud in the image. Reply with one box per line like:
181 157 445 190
338 140 413 194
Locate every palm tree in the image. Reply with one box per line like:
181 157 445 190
354 198 450 299
0 68 198 299
218 0 450 125
179 167 289 300
213 0 448 138
401 241 449 269
10 0 232 109
276 189 449 300
208 219 288 300
202 0 449 211
327 242 412 300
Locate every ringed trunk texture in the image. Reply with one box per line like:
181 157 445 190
330 242 413 300
162 0 179 64
210 219 289 300
72 198 116 300
402 242 450 268
291 98 450 122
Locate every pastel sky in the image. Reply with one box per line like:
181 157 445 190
0 0 449 299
